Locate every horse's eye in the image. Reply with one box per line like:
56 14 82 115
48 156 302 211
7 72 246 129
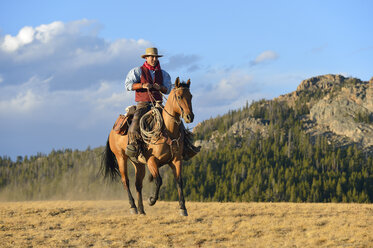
177 96 182 100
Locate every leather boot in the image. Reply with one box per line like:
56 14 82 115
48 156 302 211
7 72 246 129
125 116 141 157
180 123 201 160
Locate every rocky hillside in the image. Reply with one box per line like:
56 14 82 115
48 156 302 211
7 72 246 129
195 74 373 153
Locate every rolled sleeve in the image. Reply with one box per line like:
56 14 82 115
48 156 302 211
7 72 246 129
162 70 172 94
124 67 141 91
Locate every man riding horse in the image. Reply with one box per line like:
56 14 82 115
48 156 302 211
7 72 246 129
124 47 171 158
124 47 200 159
103 48 200 215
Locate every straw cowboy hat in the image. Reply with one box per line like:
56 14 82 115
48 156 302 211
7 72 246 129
141 47 163 58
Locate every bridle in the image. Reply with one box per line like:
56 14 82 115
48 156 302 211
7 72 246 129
167 87 189 123
147 86 190 125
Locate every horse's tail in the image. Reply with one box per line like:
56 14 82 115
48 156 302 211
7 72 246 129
101 137 120 181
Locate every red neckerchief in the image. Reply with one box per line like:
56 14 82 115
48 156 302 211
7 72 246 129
143 61 161 71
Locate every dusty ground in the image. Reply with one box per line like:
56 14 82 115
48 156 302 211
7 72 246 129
0 200 372 247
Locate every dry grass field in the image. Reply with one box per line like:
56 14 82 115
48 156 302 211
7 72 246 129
0 200 372 247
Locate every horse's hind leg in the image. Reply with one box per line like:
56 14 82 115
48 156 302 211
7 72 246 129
134 163 146 215
117 157 138 214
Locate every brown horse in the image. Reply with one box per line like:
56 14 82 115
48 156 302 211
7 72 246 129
102 78 194 216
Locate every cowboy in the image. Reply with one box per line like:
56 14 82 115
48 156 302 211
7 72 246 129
124 47 172 157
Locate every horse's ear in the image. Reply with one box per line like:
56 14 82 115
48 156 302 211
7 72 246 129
186 79 191 88
175 77 180 88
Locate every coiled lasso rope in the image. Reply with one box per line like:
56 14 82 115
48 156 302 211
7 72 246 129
139 103 164 145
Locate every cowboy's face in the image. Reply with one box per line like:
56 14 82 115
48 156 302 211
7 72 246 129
146 56 158 67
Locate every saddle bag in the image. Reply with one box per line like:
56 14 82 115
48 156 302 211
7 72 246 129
113 114 130 135
112 105 136 135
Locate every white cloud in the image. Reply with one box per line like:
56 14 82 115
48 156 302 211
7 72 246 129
0 20 103 53
1 26 35 52
0 20 152 91
191 69 260 122
0 75 3 84
0 22 66 53
0 74 131 127
250 50 279 66
0 76 49 115
69 38 148 69
34 21 65 43
0 90 41 113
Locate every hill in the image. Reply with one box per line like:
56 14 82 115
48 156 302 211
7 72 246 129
195 74 373 153
1 74 372 203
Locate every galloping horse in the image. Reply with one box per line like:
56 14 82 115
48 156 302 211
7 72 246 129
102 78 194 216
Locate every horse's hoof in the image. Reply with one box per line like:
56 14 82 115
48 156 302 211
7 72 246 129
179 209 188 216
138 206 146 215
148 197 156 206
130 208 138 215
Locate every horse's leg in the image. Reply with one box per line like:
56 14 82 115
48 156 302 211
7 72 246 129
117 157 138 214
147 156 162 206
169 160 188 216
134 163 146 215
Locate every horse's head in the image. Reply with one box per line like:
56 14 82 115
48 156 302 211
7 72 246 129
173 77 194 123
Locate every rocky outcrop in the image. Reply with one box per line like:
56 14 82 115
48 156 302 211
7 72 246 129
196 74 373 153
277 74 364 109
194 117 269 149
275 74 373 152
307 77 373 150
296 74 347 92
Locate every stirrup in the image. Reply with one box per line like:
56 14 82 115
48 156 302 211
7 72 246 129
183 144 201 161
125 144 139 158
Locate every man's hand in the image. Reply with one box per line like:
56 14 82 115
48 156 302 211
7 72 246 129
133 82 164 92
142 83 152 90
152 83 161 91
143 83 162 91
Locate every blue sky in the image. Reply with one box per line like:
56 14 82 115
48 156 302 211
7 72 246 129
0 0 372 159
